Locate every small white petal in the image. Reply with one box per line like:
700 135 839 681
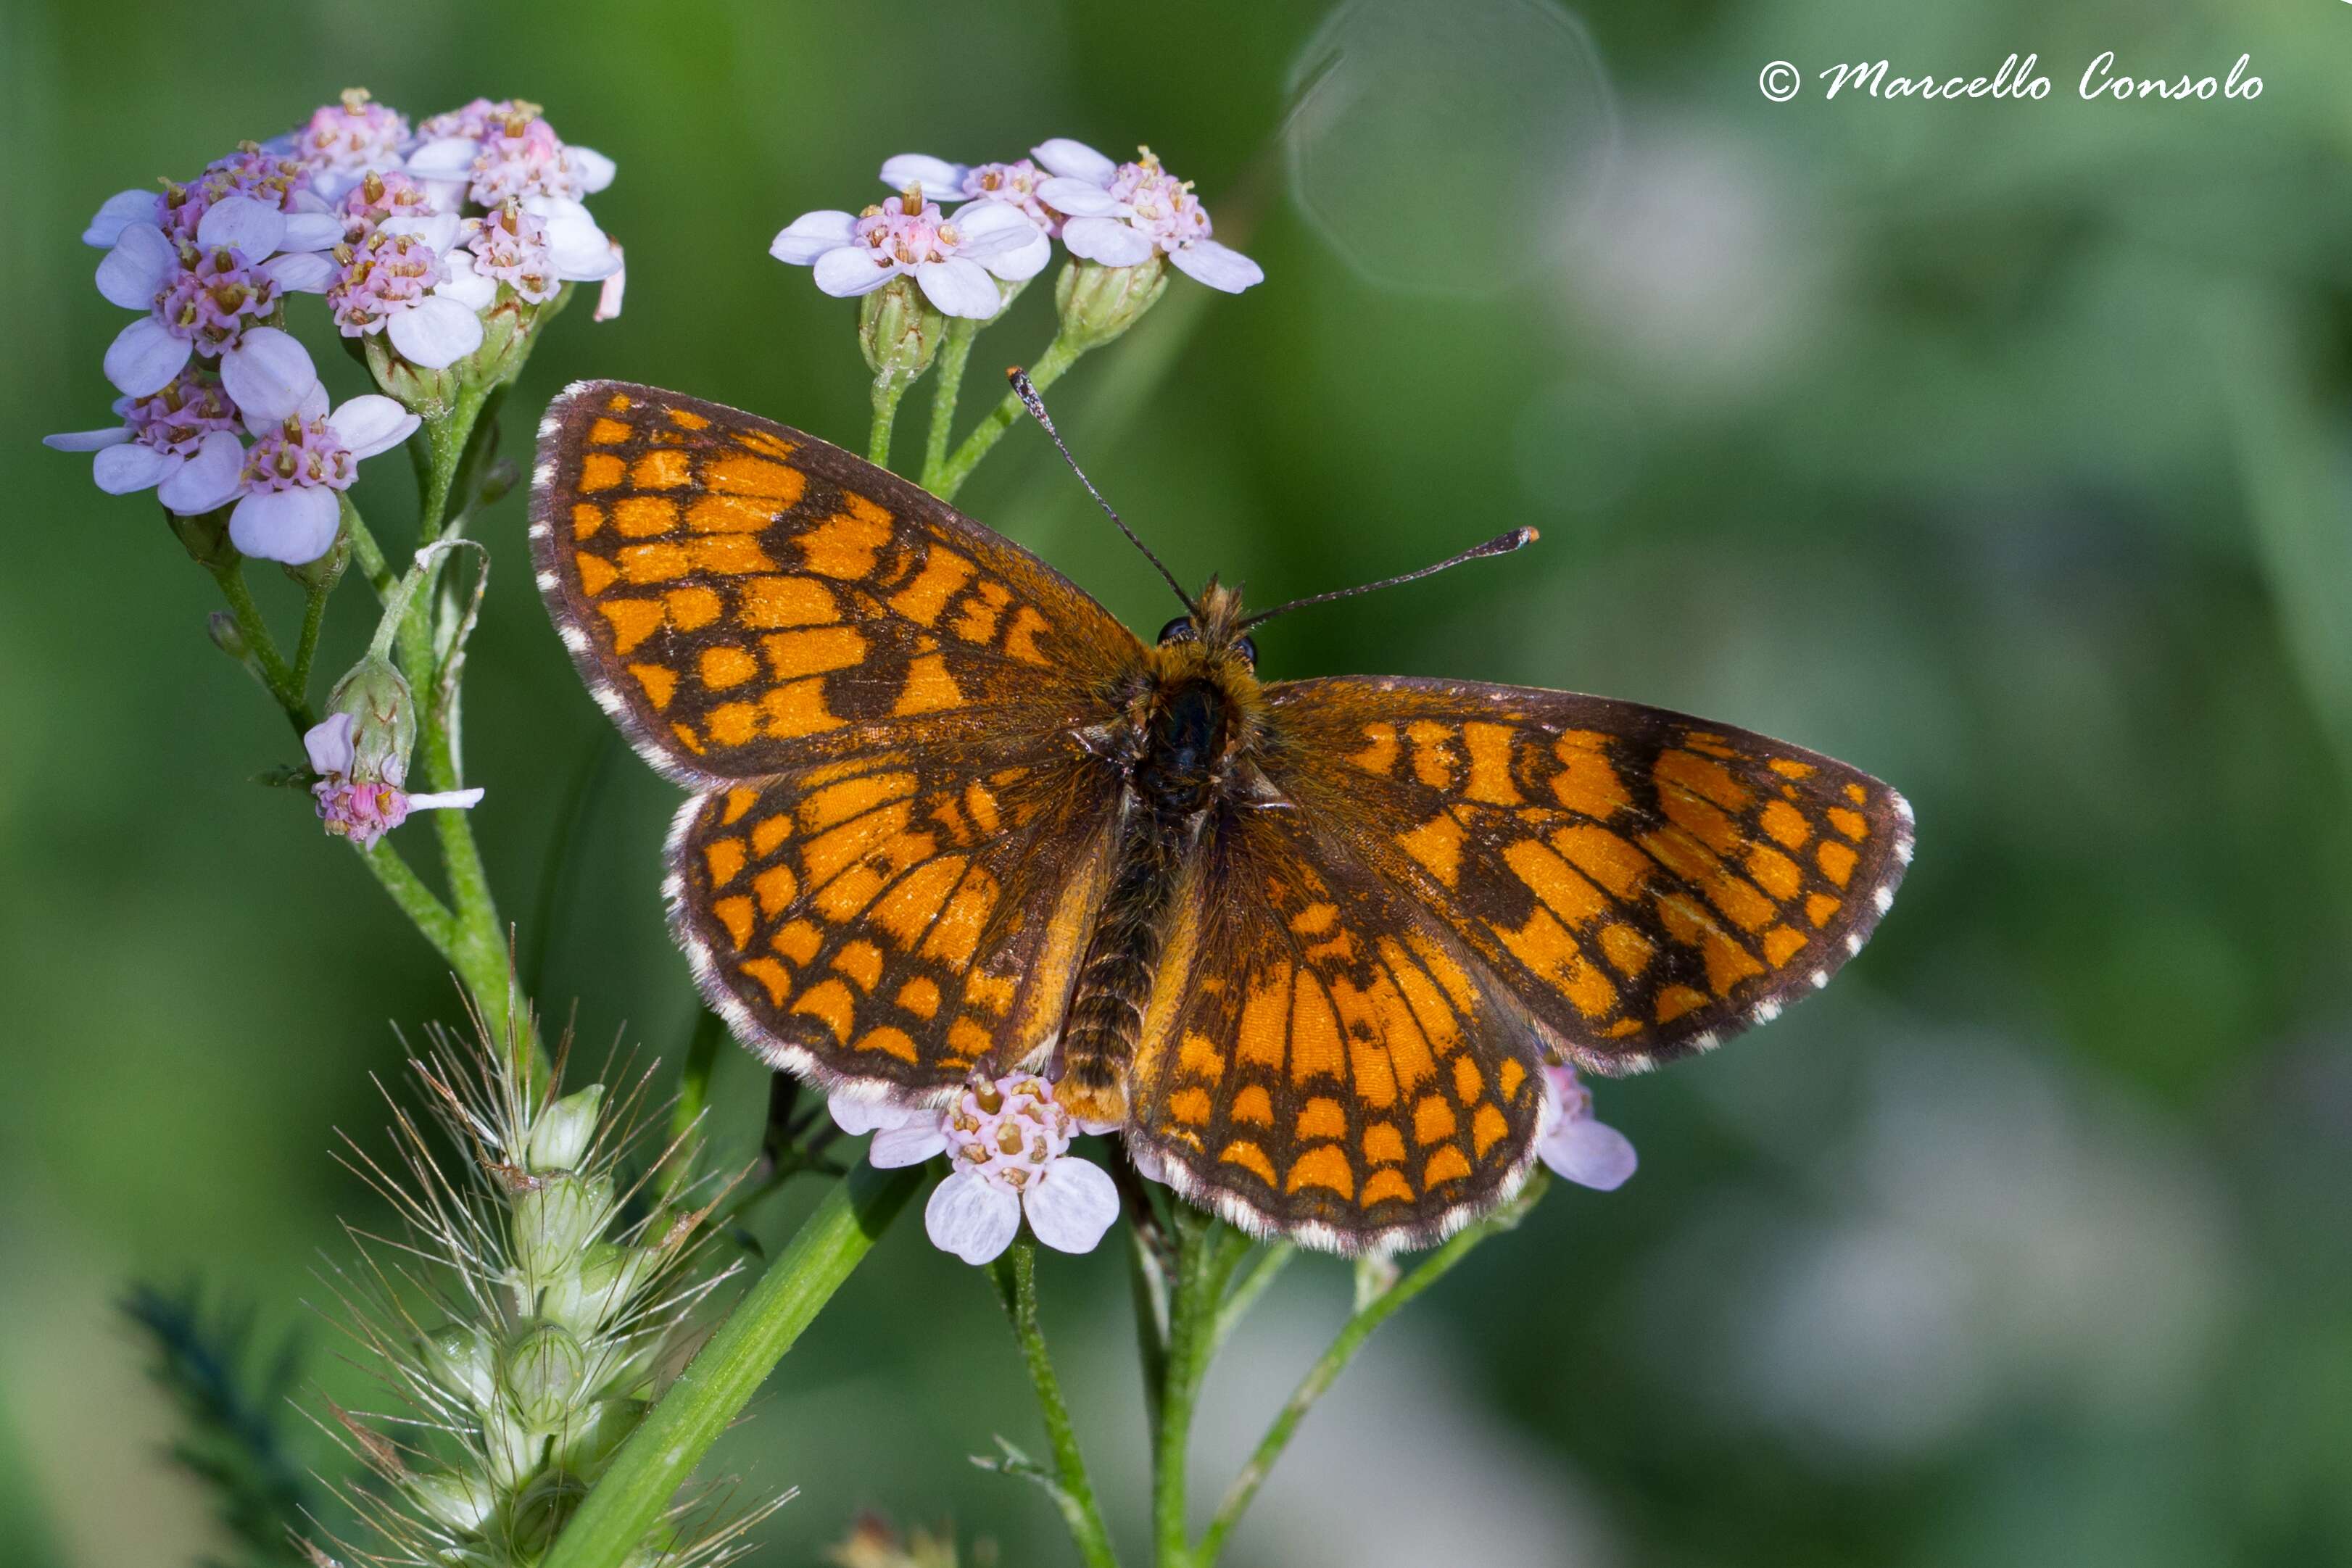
403 136 479 181
305 713 356 776
915 257 1003 320
44 426 135 452
1035 177 1123 217
279 210 345 252
103 316 194 397
381 210 463 254
436 251 499 311
769 210 859 265
407 788 485 811
880 153 969 191
196 194 288 260
812 246 895 297
157 430 245 514
327 394 420 459
568 144 617 193
592 249 626 321
308 169 364 204
84 188 158 247
1032 138 1117 183
828 1095 915 1137
261 249 338 294
1060 215 1156 267
96 223 176 308
869 1120 952 1169
925 1170 1023 1265
983 228 1053 283
229 485 341 563
218 328 318 420
948 199 1042 259
1127 1139 1167 1185
1539 1115 1638 1191
389 296 486 368
91 441 172 493
539 210 619 281
1169 239 1264 294
1022 1157 1120 1254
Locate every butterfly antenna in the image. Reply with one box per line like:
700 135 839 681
1238 527 1540 631
1009 367 1198 617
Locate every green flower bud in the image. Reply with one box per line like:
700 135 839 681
166 506 237 570
509 1470 591 1558
859 275 945 394
418 1321 499 1409
480 1402 548 1493
1053 254 1168 349
538 1239 647 1335
323 653 417 788
363 333 465 420
405 1468 497 1532
525 1083 603 1174
549 1396 649 1475
206 611 247 661
512 1173 611 1285
501 1319 589 1427
282 525 349 592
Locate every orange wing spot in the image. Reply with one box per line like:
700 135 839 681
666 586 722 630
737 956 792 1005
1289 973 1345 1085
870 856 965 949
1170 1087 1214 1125
750 811 792 855
1349 721 1399 776
1644 829 1778 933
588 416 631 444
791 979 856 1045
802 801 914 892
1745 842 1802 900
738 575 837 628
1236 964 1294 1070
1289 902 1339 936
1405 719 1458 789
1219 1140 1279 1186
1844 782 1868 805
964 781 1002 834
687 492 777 533
1002 605 1054 665
1364 1122 1407 1165
761 626 867 679
1761 925 1807 967
687 534 774 575
1656 984 1708 1023
1817 839 1858 887
1298 1096 1348 1141
1551 744 1631 819
1471 1103 1510 1158
798 502 893 578
920 868 999 968
711 895 754 950
616 541 690 583
1423 1146 1472 1188
721 787 759 824
705 454 807 502
667 407 708 430
753 863 798 917
1769 758 1815 779
632 449 691 490
1380 941 1463 1056
947 1016 992 1058
853 1026 917 1061
1599 921 1653 977
1349 1033 1401 1111
1462 722 1524 805
1656 890 1768 997
703 838 747 887
1398 813 1465 887
1496 906 1619 1020
893 653 964 715
575 552 618 597
950 579 1013 643
832 940 884 992
1230 1084 1273 1126
1406 932 1479 1014
579 452 625 492
734 426 793 457
1657 748 1752 810
1604 1018 1641 1037
571 502 603 539
603 393 632 412
1178 1032 1225 1083
1503 838 1610 925
773 919 822 965
1362 1168 1415 1206
676 728 704 762
705 702 758 746
893 976 941 1019
1286 1145 1355 1199
886 548 975 626
699 645 758 690
1553 824 1653 899
1805 892 1841 928
1826 806 1868 841
1452 1056 1484 1104
1498 1058 1526 1103
1659 783 1742 855
762 679 844 738
597 597 663 654
628 663 677 711
1760 799 1810 850
966 971 1016 1016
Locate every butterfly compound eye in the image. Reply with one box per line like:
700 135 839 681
1157 616 1198 645
1234 635 1258 667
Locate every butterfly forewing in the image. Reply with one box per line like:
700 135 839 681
1262 677 1913 1070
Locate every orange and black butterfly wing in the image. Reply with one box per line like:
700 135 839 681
1259 677 1913 1072
531 381 1144 1098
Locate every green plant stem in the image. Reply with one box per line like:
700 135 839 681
341 498 397 601
1152 1211 1251 1568
541 1164 919 1568
1191 1171 1552 1568
932 331 1085 501
989 1243 1119 1568
209 563 310 731
290 576 332 701
869 375 906 470
920 316 980 491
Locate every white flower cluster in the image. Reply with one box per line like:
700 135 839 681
48 89 622 564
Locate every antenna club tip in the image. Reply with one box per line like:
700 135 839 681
1517 526 1540 546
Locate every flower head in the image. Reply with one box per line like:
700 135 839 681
231 389 418 563
339 168 444 244
1033 140 1263 293
305 708 480 849
291 88 410 201
880 152 1061 265
1536 1064 1636 1190
44 368 247 514
771 182 1046 320
405 99 614 210
328 226 488 370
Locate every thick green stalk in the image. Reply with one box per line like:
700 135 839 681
932 332 1085 501
990 1243 1119 1568
541 1165 920 1568
869 376 906 470
919 315 980 491
289 575 332 700
1152 1212 1251 1568
208 563 310 731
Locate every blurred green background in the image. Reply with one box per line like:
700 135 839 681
5 0 2351 1564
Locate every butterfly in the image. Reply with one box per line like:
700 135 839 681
529 380 1912 1253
